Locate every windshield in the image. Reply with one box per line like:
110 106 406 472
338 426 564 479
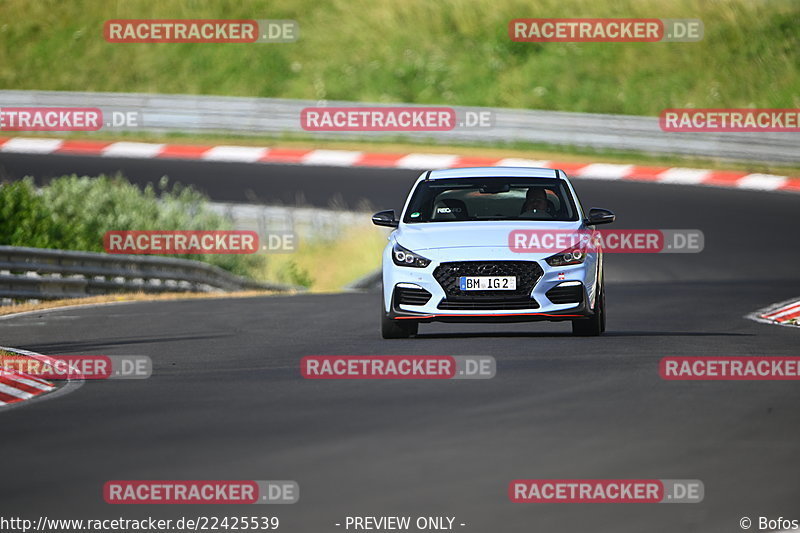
402 177 579 223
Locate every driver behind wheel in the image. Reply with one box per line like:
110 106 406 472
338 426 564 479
520 187 555 216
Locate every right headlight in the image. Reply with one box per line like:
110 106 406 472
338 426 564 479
392 243 431 268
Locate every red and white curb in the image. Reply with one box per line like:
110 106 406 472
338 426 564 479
0 345 80 409
0 345 55 407
747 298 800 329
1 136 799 194
0 368 54 405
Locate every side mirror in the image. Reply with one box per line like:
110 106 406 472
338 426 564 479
585 208 615 226
372 210 399 228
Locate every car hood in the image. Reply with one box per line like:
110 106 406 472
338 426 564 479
394 221 584 251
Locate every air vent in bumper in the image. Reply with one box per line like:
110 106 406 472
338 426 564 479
438 297 540 311
546 283 584 304
395 286 432 306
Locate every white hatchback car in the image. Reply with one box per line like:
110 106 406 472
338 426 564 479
373 167 615 338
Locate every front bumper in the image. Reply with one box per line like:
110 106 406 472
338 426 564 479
382 246 600 324
389 298 589 323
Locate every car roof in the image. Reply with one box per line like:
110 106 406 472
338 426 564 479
426 167 563 180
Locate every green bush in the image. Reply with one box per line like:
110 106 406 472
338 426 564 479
0 179 62 248
0 175 262 277
277 259 314 288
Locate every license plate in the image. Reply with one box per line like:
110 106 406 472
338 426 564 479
459 276 517 291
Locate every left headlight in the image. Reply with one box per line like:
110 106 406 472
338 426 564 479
545 245 587 267
392 243 431 268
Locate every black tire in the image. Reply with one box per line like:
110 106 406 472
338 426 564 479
380 279 419 338
381 311 418 339
599 284 606 333
572 283 604 337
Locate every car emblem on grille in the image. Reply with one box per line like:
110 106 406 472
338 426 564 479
477 264 497 275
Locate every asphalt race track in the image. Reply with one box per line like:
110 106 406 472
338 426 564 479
0 152 414 210
1 158 799 532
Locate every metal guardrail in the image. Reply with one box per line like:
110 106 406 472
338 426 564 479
1 90 798 164
0 246 299 303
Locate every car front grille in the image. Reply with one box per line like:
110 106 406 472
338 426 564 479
394 286 432 306
433 261 544 302
545 284 584 304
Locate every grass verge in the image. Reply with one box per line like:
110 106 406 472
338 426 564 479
262 223 388 292
0 0 797 116
0 290 292 317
